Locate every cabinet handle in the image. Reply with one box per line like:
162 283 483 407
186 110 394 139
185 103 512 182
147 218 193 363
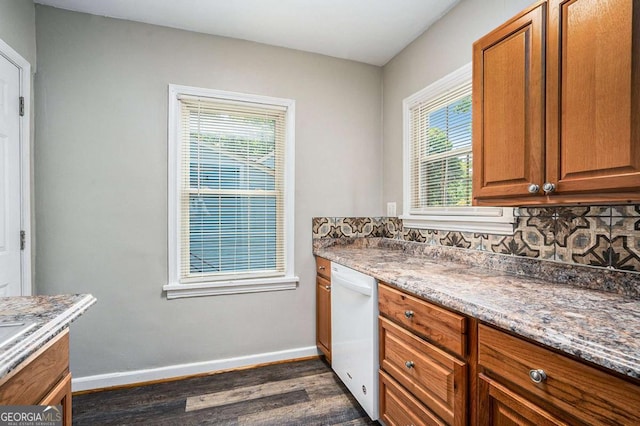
528 183 540 194
318 266 326 270
404 310 414 319
529 369 547 383
325 285 331 290
542 182 556 194
405 361 415 369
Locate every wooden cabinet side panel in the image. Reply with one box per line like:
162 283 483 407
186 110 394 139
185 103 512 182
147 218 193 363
40 373 72 426
0 331 70 405
473 2 546 201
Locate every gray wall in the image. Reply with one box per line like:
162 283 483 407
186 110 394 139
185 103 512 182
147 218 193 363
382 0 536 213
35 6 382 377
0 0 36 67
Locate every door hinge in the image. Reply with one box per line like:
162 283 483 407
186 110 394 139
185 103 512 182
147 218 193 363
20 230 25 250
19 97 24 117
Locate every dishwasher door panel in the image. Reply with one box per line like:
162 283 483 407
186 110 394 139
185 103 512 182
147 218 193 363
331 263 379 420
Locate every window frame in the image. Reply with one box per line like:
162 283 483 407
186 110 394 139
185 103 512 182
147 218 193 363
165 84 298 299
401 63 515 234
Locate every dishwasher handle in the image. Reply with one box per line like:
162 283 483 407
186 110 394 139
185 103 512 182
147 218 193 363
331 270 373 296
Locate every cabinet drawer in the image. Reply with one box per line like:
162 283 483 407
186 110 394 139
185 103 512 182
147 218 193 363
479 324 640 425
379 282 466 357
315 257 330 280
478 373 571 426
380 370 446 426
380 316 467 425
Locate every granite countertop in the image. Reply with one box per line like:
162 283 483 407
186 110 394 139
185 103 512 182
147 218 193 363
314 238 640 381
0 294 97 379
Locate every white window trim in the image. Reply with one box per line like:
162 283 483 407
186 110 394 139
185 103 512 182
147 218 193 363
401 63 515 235
165 84 298 299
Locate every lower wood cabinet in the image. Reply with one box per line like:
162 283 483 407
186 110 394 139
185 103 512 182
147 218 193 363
0 330 72 425
378 282 470 426
478 324 640 425
40 373 73 426
376 283 640 426
315 256 331 362
380 317 466 425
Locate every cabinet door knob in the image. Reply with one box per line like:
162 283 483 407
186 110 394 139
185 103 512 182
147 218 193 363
542 182 556 194
404 310 414 319
325 285 331 290
528 183 540 194
529 369 547 383
318 266 326 270
405 361 415 369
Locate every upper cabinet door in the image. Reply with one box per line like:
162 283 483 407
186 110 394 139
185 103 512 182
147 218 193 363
472 3 546 202
546 0 640 196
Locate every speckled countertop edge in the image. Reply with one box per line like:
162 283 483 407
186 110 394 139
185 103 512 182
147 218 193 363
0 294 97 379
314 240 640 381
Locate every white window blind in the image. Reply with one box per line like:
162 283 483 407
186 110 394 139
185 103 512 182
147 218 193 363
178 96 287 284
401 64 515 234
408 81 472 212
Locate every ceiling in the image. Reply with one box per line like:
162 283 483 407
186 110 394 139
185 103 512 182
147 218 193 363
33 0 460 66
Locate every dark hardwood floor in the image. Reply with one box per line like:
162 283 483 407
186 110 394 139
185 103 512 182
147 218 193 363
72 358 379 425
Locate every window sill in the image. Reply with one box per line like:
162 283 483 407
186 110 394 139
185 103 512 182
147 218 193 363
401 207 516 234
163 276 300 299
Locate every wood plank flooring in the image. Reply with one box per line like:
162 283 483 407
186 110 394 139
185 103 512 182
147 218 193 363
72 358 379 425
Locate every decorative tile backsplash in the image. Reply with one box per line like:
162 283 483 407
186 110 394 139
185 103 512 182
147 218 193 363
312 217 402 239
312 205 640 273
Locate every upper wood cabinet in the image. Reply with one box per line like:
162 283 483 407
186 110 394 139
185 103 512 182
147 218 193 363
472 2 546 202
473 0 640 206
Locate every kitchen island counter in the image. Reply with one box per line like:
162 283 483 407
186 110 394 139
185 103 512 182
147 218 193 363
0 294 96 380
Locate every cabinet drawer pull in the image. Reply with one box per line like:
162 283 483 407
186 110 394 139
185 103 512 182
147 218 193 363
404 310 414 319
405 361 415 369
529 369 547 383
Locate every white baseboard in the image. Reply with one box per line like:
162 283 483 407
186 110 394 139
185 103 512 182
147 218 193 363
72 346 321 392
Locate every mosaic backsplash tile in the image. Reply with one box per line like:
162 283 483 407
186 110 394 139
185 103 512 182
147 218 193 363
312 217 402 239
312 205 640 274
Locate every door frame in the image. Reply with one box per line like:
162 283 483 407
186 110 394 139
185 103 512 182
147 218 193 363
0 37 32 296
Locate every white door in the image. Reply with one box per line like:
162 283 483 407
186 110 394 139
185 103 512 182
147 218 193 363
0 54 21 297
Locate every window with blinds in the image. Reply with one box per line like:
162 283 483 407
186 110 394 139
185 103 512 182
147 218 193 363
401 64 515 234
179 97 286 282
408 82 472 212
167 86 296 297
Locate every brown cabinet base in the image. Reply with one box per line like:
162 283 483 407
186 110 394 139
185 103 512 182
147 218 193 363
0 330 72 426
316 257 331 362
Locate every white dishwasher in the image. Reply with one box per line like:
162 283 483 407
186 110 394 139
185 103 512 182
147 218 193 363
330 262 379 421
